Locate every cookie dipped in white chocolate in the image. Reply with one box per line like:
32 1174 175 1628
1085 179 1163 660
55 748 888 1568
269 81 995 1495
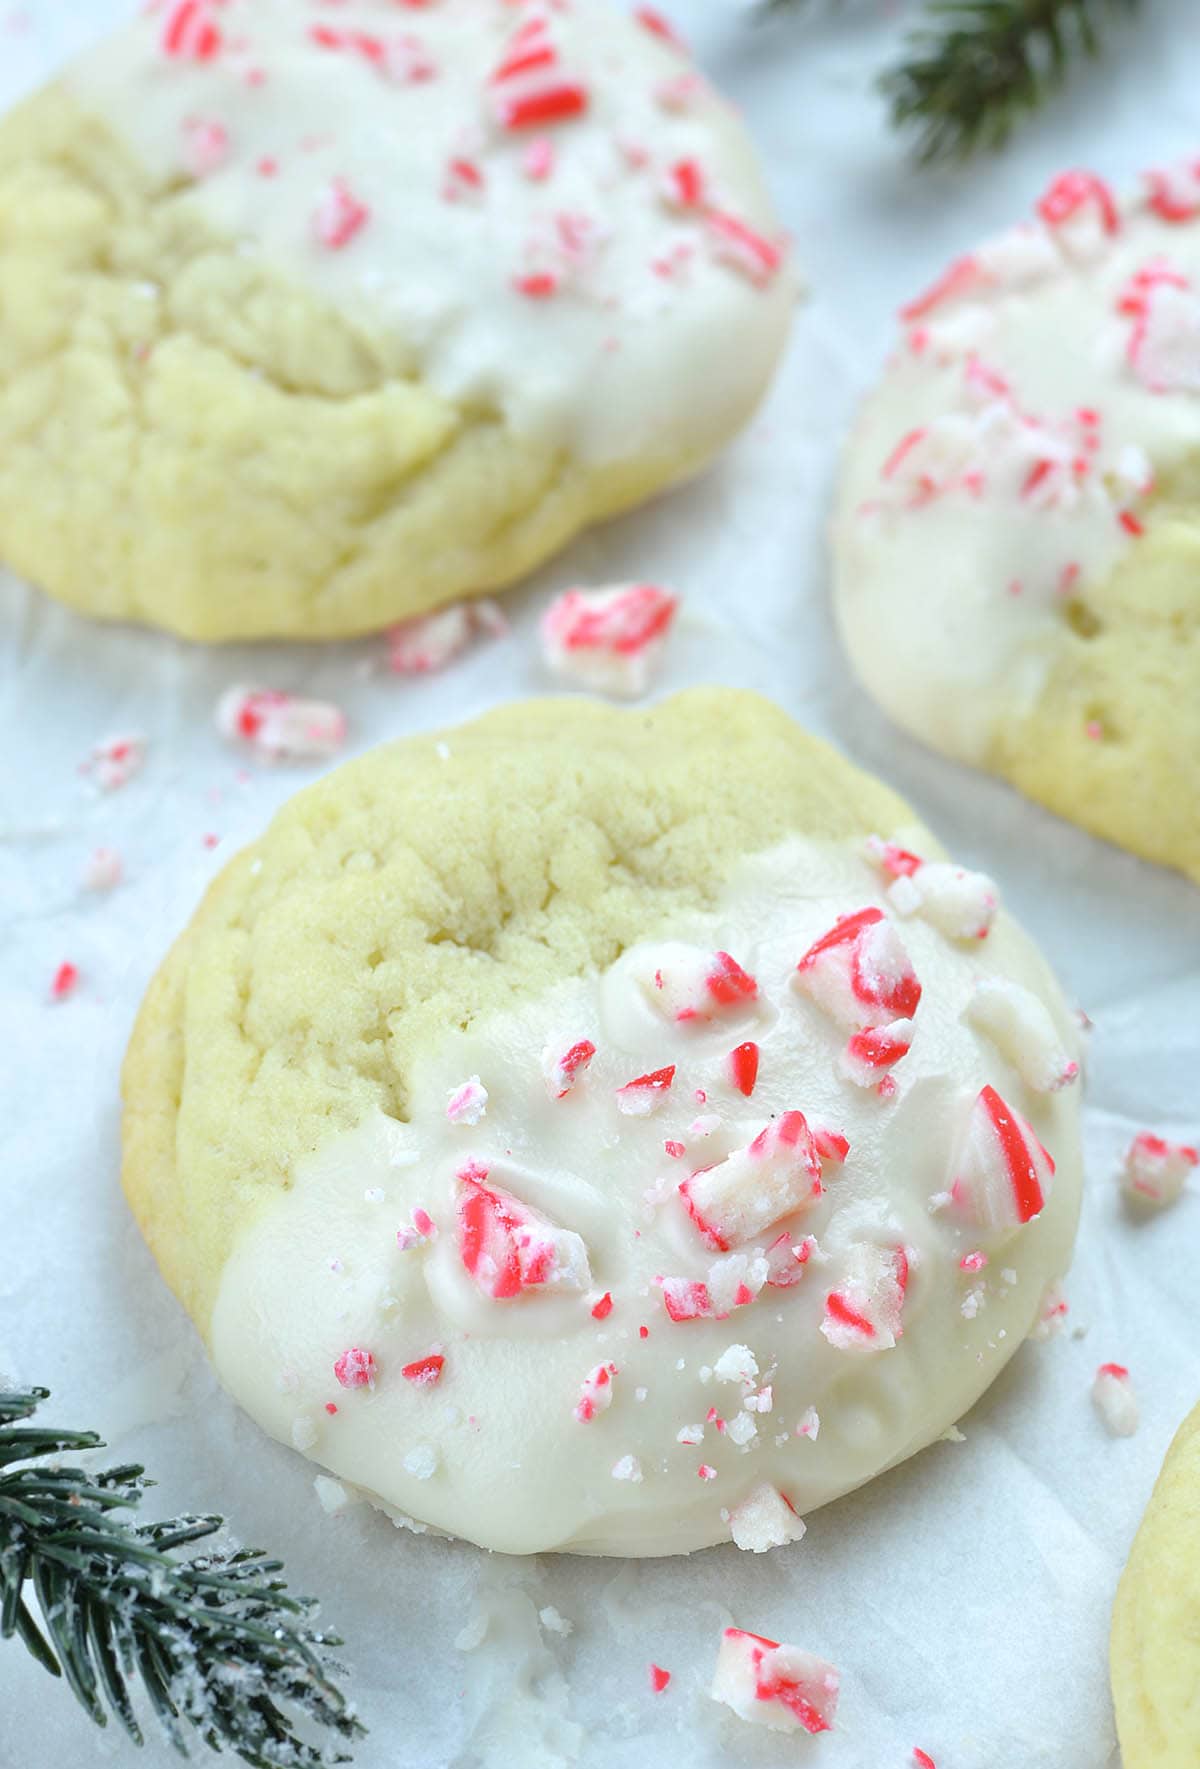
210 831 1083 1556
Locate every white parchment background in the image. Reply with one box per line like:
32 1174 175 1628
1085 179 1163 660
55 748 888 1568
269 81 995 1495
3 3 1200 1766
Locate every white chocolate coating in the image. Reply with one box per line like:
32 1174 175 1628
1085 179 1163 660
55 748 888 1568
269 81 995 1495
833 167 1200 761
69 0 794 465
210 834 1082 1556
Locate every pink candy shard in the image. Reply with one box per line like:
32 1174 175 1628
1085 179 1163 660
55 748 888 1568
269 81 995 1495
214 685 347 762
821 1245 909 1353
865 836 999 941
574 1361 617 1423
679 1111 822 1251
947 1085 1054 1235
727 1484 806 1554
706 210 784 287
616 1065 676 1117
728 1041 759 1098
456 1167 590 1299
313 177 371 250
445 1076 489 1126
1092 1363 1139 1437
965 978 1079 1093
1144 157 1200 222
638 947 759 1024
1125 278 1200 394
84 733 146 792
658 1276 718 1322
711 1628 840 1735
795 907 922 1032
50 961 79 1002
541 1038 597 1099
1120 1132 1198 1209
333 1347 376 1390
162 0 222 61
386 599 506 675
649 1663 672 1694
1037 169 1120 239
540 583 679 699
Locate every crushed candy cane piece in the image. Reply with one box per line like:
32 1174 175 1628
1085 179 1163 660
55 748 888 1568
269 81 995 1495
821 1245 908 1353
707 210 783 287
616 1065 676 1116
1120 1131 1198 1208
542 1038 596 1098
387 599 506 674
446 1076 489 1126
50 962 79 1002
313 1475 352 1516
334 1347 376 1389
401 1354 444 1388
795 907 922 1031
611 1454 643 1483
728 1041 759 1097
839 1018 915 1086
591 1291 614 1320
1030 1281 1069 1340
314 177 371 250
82 848 123 892
636 946 758 1024
866 837 999 940
1092 1363 1138 1437
913 1752 937 1769
182 116 230 177
540 583 679 698
84 734 146 792
680 1112 822 1250
965 978 1079 1092
713 1343 758 1386
397 1209 437 1251
1144 157 1200 222
796 1406 820 1439
649 1663 672 1693
403 1443 439 1480
457 1166 590 1298
162 0 222 61
575 1361 618 1423
712 1628 839 1735
947 1085 1054 1235
813 1127 850 1166
677 1422 705 1445
728 1484 806 1553
764 1231 817 1289
215 686 346 762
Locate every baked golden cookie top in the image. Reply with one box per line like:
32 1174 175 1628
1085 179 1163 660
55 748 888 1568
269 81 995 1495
833 164 1200 885
122 690 1083 1555
0 1 792 639
1112 1400 1200 1767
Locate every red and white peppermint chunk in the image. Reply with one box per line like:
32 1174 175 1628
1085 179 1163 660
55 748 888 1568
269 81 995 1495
706 210 784 288
821 1244 908 1353
711 1628 840 1735
1144 157 1200 222
488 16 589 132
866 836 999 941
795 907 922 1033
541 1038 596 1099
445 1076 488 1126
215 685 347 762
84 734 146 792
657 1248 768 1323
726 1484 806 1553
635 945 758 1025
1092 1363 1139 1437
946 1085 1054 1237
1036 169 1121 260
574 1361 617 1423
1120 1131 1198 1209
1124 276 1200 394
966 979 1079 1093
456 1165 591 1299
162 0 223 62
763 1230 818 1289
616 1065 676 1117
540 583 679 699
387 598 506 675
679 1111 822 1251
313 178 371 251
333 1346 376 1389
839 1019 915 1087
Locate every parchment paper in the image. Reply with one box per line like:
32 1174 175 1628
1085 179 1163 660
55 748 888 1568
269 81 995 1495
3 3 1200 1766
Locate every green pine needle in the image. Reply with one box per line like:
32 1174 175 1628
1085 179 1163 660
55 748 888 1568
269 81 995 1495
880 0 1144 163
0 1388 366 1767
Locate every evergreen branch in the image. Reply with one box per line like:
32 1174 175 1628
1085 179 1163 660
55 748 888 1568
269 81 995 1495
0 1388 365 1767
880 0 1144 164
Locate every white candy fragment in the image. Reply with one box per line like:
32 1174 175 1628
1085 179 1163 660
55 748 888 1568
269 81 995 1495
456 1164 591 1299
713 1344 759 1386
403 1444 440 1480
574 1362 617 1424
611 1455 643 1483
865 836 999 941
966 978 1080 1093
387 599 506 674
1092 1364 1139 1437
1120 1132 1198 1209
711 1628 839 1734
539 1606 574 1638
446 1076 488 1126
680 1112 822 1250
313 1475 353 1515
291 1414 319 1452
945 1085 1054 1237
540 583 679 699
727 1484 806 1553
215 686 346 761
820 1244 909 1353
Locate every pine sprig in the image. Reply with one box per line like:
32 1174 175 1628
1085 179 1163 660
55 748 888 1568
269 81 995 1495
0 1388 365 1767
880 0 1144 163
